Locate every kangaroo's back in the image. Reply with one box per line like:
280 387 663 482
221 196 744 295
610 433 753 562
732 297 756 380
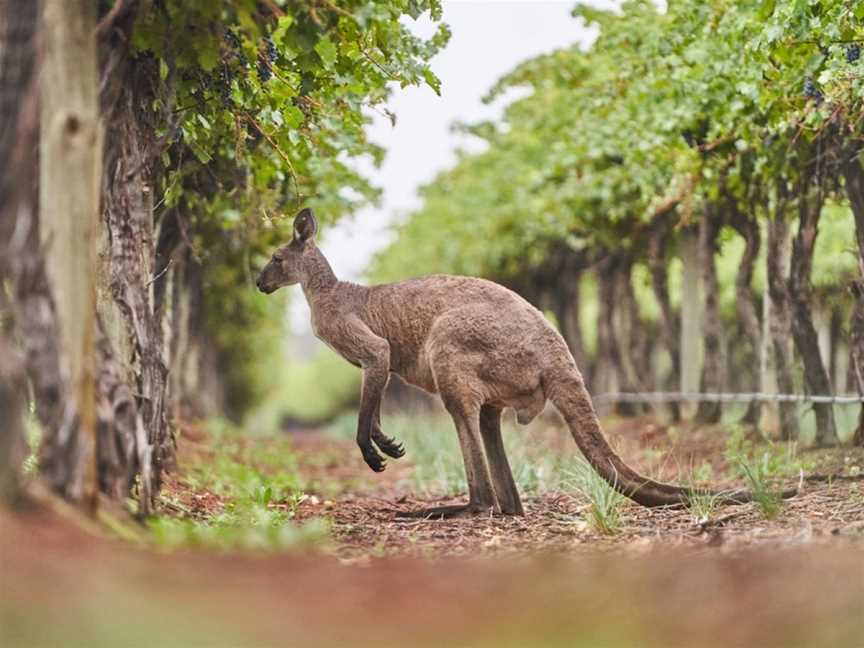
363 274 561 390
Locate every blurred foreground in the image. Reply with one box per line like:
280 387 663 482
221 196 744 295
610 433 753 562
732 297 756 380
2 414 864 647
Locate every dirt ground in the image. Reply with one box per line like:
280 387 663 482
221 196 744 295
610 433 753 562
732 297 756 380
2 418 864 647
284 420 864 558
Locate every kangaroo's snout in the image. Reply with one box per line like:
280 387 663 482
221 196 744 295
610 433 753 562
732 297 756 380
255 269 274 294
256 274 274 294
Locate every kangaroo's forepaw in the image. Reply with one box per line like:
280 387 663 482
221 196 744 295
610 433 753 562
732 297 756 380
373 431 405 459
360 444 386 472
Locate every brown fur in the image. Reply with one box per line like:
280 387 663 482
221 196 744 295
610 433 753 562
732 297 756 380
257 210 763 517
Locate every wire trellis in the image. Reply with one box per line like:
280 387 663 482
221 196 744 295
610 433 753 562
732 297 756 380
594 392 864 405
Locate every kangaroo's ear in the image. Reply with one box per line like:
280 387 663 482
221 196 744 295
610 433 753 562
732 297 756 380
293 208 318 243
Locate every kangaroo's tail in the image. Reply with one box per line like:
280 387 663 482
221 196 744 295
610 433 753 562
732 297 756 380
546 368 794 508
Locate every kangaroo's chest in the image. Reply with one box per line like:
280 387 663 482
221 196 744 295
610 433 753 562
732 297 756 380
310 316 362 369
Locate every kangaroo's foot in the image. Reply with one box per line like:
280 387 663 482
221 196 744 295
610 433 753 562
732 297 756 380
395 503 497 520
371 428 405 459
359 443 386 472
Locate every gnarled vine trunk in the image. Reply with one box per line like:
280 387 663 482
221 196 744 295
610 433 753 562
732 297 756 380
618 256 654 413
696 205 724 424
97 7 174 510
728 204 762 425
595 255 639 416
788 174 837 446
648 226 681 420
0 0 38 504
766 200 800 441
554 270 586 376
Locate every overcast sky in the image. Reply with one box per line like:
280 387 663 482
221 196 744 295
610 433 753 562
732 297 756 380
291 1 609 333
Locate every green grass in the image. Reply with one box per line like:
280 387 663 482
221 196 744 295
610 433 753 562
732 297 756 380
21 412 41 475
736 457 784 519
676 460 723 521
149 419 328 552
722 426 814 478
566 460 626 535
723 432 788 520
686 489 725 522
327 410 584 496
720 426 809 519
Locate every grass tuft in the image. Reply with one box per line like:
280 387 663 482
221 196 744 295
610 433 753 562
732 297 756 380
567 460 626 535
686 489 724 522
736 455 784 519
682 462 723 522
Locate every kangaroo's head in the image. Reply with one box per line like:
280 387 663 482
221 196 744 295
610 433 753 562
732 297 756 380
256 208 319 293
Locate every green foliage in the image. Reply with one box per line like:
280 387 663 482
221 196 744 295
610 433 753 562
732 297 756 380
203 266 291 417
135 0 448 217
151 418 326 552
722 426 815 478
722 427 809 519
812 202 860 291
149 504 328 552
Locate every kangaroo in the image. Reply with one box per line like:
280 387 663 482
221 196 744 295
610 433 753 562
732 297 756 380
256 208 763 518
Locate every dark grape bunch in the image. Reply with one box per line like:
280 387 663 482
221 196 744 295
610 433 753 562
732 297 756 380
847 44 861 64
257 38 276 83
803 76 823 104
257 56 272 83
265 38 278 62
218 64 234 107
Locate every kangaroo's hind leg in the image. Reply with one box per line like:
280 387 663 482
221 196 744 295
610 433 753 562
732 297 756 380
397 395 499 519
480 405 524 516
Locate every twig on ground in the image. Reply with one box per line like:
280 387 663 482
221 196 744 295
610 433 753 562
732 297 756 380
690 510 748 534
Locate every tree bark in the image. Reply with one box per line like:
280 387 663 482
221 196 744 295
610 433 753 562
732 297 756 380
0 337 27 505
766 204 800 441
38 0 103 508
101 101 170 510
696 206 724 423
787 177 838 446
728 205 762 425
0 0 38 504
546 248 588 375
96 3 174 511
648 227 681 420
